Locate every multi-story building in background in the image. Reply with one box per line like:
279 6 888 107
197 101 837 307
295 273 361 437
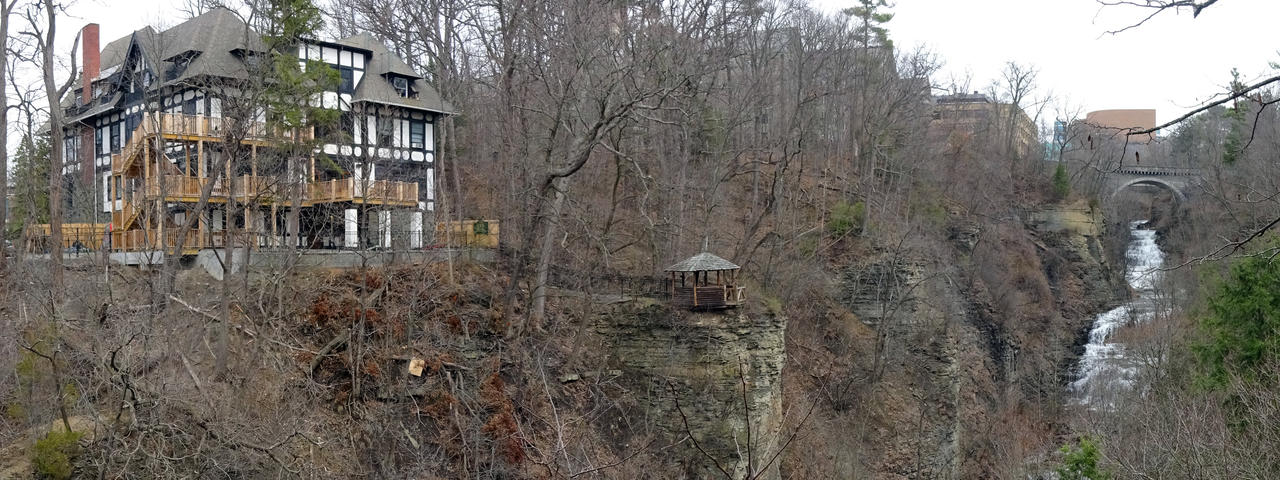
57 8 453 253
929 92 1038 160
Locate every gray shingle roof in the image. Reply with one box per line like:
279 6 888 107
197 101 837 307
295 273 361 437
161 8 265 85
665 252 739 272
79 8 454 116
337 33 418 78
338 33 456 114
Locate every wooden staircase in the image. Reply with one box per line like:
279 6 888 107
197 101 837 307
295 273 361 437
111 117 156 176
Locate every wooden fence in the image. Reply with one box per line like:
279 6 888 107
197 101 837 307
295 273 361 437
436 220 500 248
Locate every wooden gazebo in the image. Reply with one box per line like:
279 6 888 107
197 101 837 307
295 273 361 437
665 252 745 309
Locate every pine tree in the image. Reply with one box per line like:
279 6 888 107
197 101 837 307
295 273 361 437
1052 162 1070 199
8 135 50 238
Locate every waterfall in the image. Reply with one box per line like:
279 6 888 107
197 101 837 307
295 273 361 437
1071 220 1166 407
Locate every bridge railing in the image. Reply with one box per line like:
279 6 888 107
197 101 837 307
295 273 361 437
1112 166 1201 177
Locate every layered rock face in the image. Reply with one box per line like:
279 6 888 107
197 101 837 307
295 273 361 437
810 205 1119 478
593 305 786 479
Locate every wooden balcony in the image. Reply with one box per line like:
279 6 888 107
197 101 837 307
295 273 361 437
145 175 221 202
308 177 419 207
134 175 416 207
152 113 314 143
111 113 314 176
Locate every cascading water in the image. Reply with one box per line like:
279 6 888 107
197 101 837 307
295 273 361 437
1071 220 1166 407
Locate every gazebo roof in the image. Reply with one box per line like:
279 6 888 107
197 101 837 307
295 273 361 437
665 252 739 272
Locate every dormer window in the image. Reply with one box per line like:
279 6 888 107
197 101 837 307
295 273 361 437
392 76 409 97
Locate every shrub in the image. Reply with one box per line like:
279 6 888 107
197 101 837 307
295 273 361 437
828 200 866 237
32 429 82 480
1055 435 1110 480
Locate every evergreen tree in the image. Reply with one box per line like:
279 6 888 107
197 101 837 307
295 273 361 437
8 135 50 238
845 0 894 49
1056 436 1111 480
1052 162 1070 199
1195 250 1280 388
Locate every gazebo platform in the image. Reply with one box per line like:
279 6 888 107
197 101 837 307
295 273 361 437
665 252 745 310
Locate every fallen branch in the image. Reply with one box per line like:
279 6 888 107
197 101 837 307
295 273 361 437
309 330 351 374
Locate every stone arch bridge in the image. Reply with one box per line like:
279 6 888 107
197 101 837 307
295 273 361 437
1103 166 1201 203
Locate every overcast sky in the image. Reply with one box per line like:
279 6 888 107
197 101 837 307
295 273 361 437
820 0 1280 126
43 0 1280 128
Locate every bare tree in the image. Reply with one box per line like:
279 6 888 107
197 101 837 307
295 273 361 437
21 0 79 300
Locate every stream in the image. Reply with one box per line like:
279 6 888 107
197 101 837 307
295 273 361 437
1071 220 1166 407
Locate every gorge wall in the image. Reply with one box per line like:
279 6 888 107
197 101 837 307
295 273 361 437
580 202 1120 479
780 202 1121 478
592 305 787 479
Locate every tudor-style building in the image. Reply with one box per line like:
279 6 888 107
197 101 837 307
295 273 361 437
59 8 453 253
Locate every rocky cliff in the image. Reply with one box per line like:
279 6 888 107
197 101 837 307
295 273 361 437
592 304 787 479
780 203 1120 478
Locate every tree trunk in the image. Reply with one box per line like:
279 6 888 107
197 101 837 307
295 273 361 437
0 0 13 273
38 0 67 299
528 176 568 330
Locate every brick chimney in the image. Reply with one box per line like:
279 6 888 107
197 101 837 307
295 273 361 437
80 23 100 185
81 23 99 104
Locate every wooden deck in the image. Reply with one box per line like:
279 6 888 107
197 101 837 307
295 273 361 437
111 113 313 176
118 175 418 207
308 178 419 207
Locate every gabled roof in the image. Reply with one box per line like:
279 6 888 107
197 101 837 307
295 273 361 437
160 7 265 85
76 8 455 116
339 32 456 114
665 252 739 272
337 33 418 78
100 26 155 72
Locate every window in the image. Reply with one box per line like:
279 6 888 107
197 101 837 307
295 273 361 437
410 120 425 149
339 112 354 141
110 123 121 153
95 127 103 156
377 116 393 146
339 67 355 94
392 77 409 97
64 137 76 163
125 115 139 142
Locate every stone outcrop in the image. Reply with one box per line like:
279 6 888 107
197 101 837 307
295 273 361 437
593 304 786 479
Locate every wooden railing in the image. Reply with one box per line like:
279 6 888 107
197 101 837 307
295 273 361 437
309 178 355 204
112 113 317 176
233 175 275 200
308 178 418 206
133 174 416 206
22 223 107 252
111 122 155 175
670 284 745 309
154 113 314 142
366 180 418 205
146 175 213 199
117 192 143 231
111 229 207 253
